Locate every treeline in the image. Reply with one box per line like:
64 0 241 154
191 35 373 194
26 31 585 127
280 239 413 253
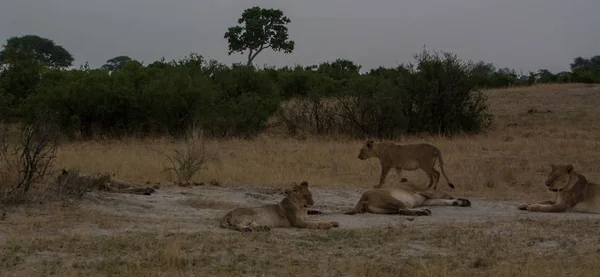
0 35 599 140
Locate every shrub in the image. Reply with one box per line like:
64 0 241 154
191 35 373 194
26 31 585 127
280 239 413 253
208 65 281 137
0 110 60 203
162 127 207 184
278 50 493 138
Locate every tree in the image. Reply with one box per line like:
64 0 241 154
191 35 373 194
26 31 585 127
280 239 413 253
224 6 295 66
316 59 362 80
0 35 74 68
100 56 133 72
537 69 556 83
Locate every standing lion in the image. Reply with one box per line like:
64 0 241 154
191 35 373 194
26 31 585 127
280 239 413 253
357 140 455 189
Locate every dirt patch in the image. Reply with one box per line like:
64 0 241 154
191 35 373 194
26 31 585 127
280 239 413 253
4 184 600 276
46 184 600 236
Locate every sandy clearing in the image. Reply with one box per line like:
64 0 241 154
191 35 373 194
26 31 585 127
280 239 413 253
76 184 600 236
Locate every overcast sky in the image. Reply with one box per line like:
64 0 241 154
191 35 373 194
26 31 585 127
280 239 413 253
1 0 599 73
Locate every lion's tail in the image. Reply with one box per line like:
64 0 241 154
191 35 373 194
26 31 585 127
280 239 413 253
436 149 455 189
307 209 353 215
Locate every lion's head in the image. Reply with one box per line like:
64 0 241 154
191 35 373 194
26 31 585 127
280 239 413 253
358 140 377 160
284 181 315 207
545 164 575 192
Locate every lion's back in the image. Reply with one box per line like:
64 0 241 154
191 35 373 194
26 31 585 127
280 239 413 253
229 204 290 227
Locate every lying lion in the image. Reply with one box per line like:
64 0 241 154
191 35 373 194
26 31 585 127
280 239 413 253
220 181 340 232
341 182 471 216
57 168 157 196
518 164 600 213
357 140 455 190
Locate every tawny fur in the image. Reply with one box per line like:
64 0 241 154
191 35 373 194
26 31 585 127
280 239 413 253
357 140 455 189
220 181 340 232
57 169 157 195
518 164 600 214
338 182 470 216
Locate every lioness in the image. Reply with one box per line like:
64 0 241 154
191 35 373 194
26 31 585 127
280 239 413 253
220 181 340 232
57 169 157 196
358 140 455 189
517 164 600 213
342 182 470 216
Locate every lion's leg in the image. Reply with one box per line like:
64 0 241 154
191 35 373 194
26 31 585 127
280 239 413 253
430 169 441 189
376 165 392 188
345 193 370 215
525 202 568 213
517 200 555 210
248 222 272 232
368 194 431 216
395 168 408 184
423 198 471 207
287 215 337 230
105 181 155 195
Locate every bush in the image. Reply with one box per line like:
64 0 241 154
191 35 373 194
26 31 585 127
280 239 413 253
279 50 493 138
400 50 492 134
208 64 281 137
0 110 60 203
22 55 281 139
161 128 207 184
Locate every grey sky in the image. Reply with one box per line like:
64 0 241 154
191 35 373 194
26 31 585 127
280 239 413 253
1 0 599 73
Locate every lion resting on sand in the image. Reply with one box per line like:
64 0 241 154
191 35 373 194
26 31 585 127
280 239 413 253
57 169 157 196
358 140 455 189
220 181 340 232
343 182 470 216
518 164 600 213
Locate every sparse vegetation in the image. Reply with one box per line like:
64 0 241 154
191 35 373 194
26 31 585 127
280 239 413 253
1 5 600 276
0 111 60 203
161 128 208 184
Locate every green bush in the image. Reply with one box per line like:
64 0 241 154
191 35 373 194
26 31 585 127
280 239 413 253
279 50 493 138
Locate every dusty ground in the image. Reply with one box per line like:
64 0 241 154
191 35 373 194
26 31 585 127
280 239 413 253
3 184 600 276
72 185 600 234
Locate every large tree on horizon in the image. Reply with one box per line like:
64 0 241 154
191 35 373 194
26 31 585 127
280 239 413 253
100 55 134 72
0 35 74 69
224 6 295 66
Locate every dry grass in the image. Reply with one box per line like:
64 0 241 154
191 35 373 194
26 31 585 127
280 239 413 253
3 219 600 276
2 83 600 276
51 83 600 201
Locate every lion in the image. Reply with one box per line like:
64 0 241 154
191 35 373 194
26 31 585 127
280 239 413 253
57 168 157 196
220 181 340 232
339 182 470 216
517 164 600 213
358 140 455 189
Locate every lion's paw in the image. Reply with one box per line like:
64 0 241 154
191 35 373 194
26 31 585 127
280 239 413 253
453 198 471 207
254 226 272 232
517 203 530 210
416 209 432 216
526 204 543 212
241 227 253 232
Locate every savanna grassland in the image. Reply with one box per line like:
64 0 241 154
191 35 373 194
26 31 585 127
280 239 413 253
2 83 600 277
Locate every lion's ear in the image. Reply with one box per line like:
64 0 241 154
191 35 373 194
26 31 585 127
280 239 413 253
566 164 574 173
366 140 374 149
61 168 68 175
283 188 293 196
292 184 300 192
300 181 308 187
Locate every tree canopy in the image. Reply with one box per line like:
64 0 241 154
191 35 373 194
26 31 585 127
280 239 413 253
101 56 134 72
224 6 295 66
0 35 74 68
